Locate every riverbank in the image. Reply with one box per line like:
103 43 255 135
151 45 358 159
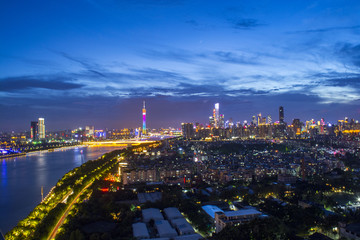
0 143 80 159
0 145 127 234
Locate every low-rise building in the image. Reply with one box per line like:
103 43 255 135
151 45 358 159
215 209 262 233
142 208 164 222
170 218 195 235
132 222 150 239
155 220 178 238
164 207 183 220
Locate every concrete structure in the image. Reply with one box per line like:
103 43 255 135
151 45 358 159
170 218 195 235
142 208 164 222
215 209 262 233
155 220 178 238
132 222 150 239
164 207 183 220
202 205 224 219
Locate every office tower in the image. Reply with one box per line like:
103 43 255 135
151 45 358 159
30 121 38 140
279 106 284 123
85 126 95 137
219 114 224 128
214 103 219 127
142 101 146 135
38 118 45 139
209 116 215 128
257 113 262 125
182 123 194 139
252 116 256 125
261 117 266 125
267 115 272 124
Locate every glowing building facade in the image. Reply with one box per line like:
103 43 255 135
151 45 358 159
142 101 146 135
214 103 219 127
38 118 45 139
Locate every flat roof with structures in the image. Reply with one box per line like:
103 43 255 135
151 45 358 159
142 208 164 222
132 222 150 239
202 205 224 219
138 192 162 203
170 218 195 235
164 207 183 220
222 209 261 217
155 220 178 238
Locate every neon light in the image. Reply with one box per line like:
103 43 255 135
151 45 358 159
142 101 146 135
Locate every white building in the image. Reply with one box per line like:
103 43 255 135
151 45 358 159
38 117 45 139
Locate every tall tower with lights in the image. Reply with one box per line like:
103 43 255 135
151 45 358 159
214 103 219 127
279 106 284 124
142 101 146 135
38 118 45 139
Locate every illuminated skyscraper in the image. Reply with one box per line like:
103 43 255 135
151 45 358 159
214 103 219 127
182 123 194 139
142 101 146 135
30 121 38 140
257 113 262 125
279 106 284 123
38 118 45 139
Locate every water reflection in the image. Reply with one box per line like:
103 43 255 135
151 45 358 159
0 146 123 233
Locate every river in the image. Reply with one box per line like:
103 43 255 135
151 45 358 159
0 146 124 234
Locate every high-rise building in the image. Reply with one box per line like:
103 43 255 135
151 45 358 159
30 121 38 140
252 116 257 125
214 103 219 127
38 118 45 139
209 116 215 128
142 101 146 135
257 113 262 125
219 114 225 128
267 115 272 124
279 106 284 123
182 123 194 139
85 126 95 137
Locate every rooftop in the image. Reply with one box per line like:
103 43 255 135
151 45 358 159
222 209 262 217
202 205 224 219
132 222 150 239
155 220 178 238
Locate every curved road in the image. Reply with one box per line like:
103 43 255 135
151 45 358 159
47 181 93 240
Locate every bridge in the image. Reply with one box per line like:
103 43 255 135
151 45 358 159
83 139 156 147
82 136 175 147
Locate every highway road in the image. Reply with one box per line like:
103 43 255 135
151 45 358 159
47 181 93 240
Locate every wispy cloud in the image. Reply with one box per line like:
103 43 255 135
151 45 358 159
288 25 360 34
227 18 264 29
335 43 360 67
0 75 83 92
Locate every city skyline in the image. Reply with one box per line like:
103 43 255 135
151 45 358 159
3 102 360 133
1 1 360 131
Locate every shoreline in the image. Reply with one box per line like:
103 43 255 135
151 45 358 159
0 143 82 159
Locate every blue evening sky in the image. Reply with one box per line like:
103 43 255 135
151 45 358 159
1 0 360 131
